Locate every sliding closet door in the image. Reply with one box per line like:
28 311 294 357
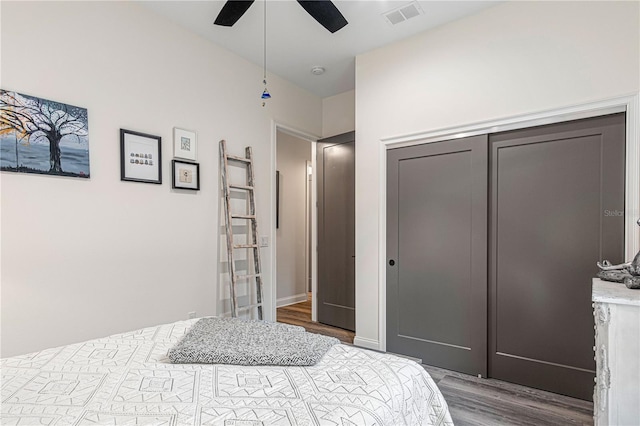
489 113 625 400
387 135 488 376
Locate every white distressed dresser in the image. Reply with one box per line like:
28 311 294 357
592 278 640 425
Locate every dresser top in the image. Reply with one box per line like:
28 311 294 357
593 278 640 306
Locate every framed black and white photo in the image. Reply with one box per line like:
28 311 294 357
172 160 200 191
173 127 197 161
120 129 162 184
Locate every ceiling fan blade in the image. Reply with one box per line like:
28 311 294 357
214 0 255 27
297 0 348 33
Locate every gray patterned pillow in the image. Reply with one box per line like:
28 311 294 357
168 317 339 366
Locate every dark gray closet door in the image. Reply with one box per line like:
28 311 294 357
387 135 488 376
489 113 625 401
317 131 355 331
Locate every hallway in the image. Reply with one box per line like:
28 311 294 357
276 294 354 344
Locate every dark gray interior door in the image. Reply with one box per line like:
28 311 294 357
489 113 626 401
387 135 488 376
317 131 355 331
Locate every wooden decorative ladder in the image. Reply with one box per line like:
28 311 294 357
219 139 264 320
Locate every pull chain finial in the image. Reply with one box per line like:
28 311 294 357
261 0 271 107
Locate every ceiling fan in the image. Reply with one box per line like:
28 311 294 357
214 0 348 34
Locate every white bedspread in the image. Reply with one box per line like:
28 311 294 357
1 319 453 425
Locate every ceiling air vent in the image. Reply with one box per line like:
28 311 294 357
383 2 424 26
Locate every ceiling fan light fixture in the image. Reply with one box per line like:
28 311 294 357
311 66 326 76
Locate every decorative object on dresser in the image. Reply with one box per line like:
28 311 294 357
120 129 162 184
171 159 199 190
592 278 640 425
0 90 89 178
173 127 197 161
597 218 640 289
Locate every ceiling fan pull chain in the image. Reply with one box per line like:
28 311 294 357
261 0 271 106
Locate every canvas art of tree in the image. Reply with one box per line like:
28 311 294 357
0 90 89 178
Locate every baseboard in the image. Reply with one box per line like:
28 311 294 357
353 336 380 351
276 293 308 308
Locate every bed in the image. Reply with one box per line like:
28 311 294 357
1 319 453 425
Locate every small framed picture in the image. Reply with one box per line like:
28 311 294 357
120 129 162 184
172 160 200 191
173 127 197 161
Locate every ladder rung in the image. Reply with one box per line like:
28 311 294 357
231 214 256 219
229 184 254 191
235 273 261 280
227 155 251 163
233 244 258 249
238 303 263 311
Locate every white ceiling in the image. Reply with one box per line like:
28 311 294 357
139 1 500 98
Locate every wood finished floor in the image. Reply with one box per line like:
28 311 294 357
277 297 593 426
423 364 593 425
276 294 355 344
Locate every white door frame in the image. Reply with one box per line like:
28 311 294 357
271 121 320 322
377 94 639 352
305 159 313 296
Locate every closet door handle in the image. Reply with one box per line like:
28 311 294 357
389 259 396 266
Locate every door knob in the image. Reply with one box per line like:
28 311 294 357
389 259 395 266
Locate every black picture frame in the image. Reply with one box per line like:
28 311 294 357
172 160 200 191
120 129 162 184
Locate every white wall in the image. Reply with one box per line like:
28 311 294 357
354 1 640 349
0 1 321 357
275 131 311 306
322 90 355 138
